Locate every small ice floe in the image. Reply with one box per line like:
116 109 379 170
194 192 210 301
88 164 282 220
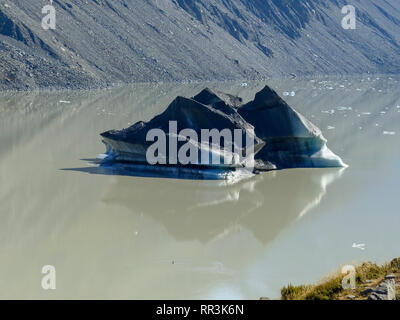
322 109 335 114
383 131 396 135
240 82 248 87
380 111 386 114
96 153 109 160
337 106 352 111
327 126 335 130
361 112 371 115
283 91 295 97
59 100 71 104
397 106 400 109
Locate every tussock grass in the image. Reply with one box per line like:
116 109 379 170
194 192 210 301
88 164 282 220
281 258 399 300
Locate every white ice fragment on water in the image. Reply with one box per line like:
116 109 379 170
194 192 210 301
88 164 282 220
240 82 248 87
396 106 400 109
361 112 371 115
375 123 379 127
337 106 352 111
310 144 348 168
321 109 335 114
283 91 295 96
59 100 71 104
383 131 396 135
96 153 109 159
327 126 335 130
380 111 386 114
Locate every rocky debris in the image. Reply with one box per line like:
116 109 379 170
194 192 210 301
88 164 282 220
368 277 396 300
360 287 373 296
100 86 345 174
1 0 400 90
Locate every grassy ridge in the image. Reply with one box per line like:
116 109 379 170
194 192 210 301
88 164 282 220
281 258 400 300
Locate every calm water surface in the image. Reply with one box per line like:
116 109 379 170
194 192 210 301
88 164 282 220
0 77 399 299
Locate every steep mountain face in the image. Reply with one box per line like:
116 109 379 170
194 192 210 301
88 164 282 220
0 0 399 90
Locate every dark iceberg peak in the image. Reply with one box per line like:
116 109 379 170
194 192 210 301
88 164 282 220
193 88 243 110
152 96 251 133
238 85 323 140
240 85 288 111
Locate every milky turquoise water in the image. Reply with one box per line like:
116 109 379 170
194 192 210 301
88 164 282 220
0 76 399 299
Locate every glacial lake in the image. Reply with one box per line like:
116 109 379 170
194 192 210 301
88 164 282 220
0 76 399 299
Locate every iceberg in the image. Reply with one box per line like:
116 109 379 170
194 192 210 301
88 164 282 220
237 86 347 169
101 94 264 170
100 86 346 178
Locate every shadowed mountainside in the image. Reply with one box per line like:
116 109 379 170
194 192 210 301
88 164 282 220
1 0 400 90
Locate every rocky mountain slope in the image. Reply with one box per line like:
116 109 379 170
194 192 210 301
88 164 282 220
1 0 400 90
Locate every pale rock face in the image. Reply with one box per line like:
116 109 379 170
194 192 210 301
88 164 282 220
368 279 396 300
100 86 346 175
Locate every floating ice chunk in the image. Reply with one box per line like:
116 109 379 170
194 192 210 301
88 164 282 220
282 91 295 97
240 82 248 87
327 126 335 130
337 106 352 111
310 144 348 168
59 100 71 104
322 110 335 114
383 131 396 135
97 153 110 159
380 111 386 114
361 112 371 115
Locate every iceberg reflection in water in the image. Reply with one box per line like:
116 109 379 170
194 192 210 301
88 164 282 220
100 167 345 244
